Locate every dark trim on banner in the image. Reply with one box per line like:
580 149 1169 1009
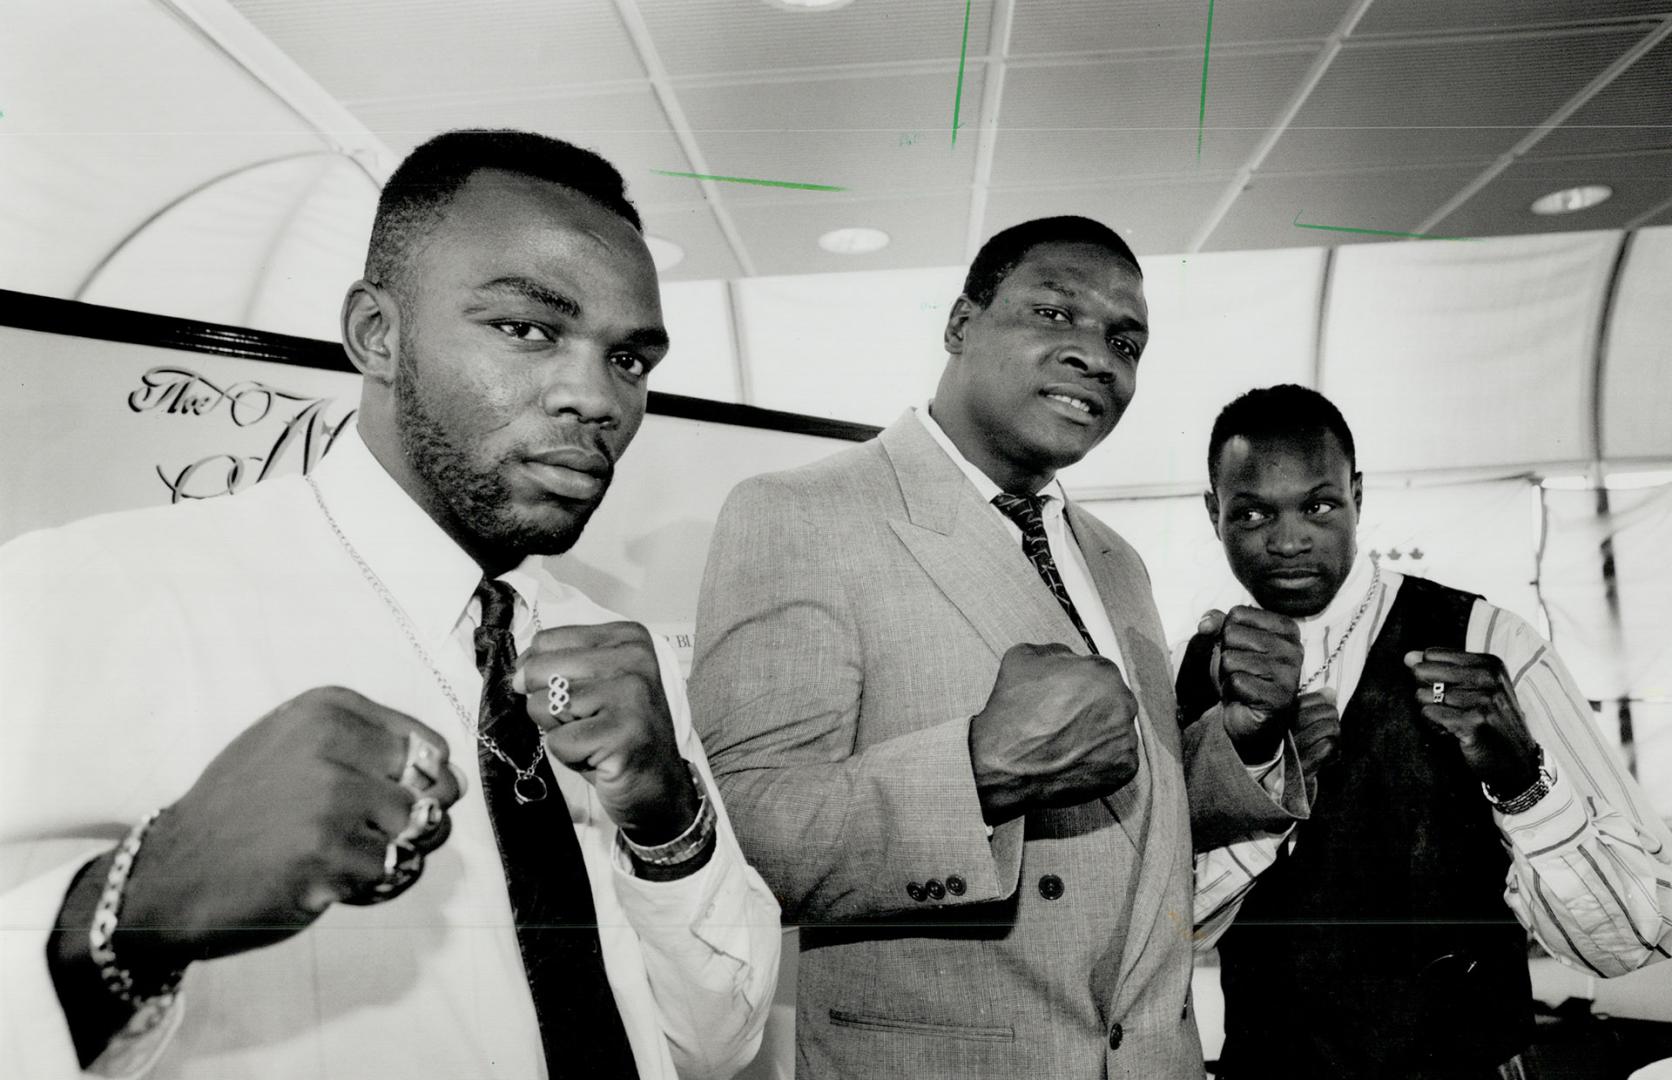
0 288 881 444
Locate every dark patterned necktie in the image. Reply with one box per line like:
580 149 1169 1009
473 579 640 1079
991 493 1100 655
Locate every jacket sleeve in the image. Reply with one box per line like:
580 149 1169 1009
687 475 1024 926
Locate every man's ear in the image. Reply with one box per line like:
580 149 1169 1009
342 280 399 385
944 295 978 356
1203 488 1222 541
1351 471 1363 515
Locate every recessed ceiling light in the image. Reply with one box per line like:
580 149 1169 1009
1530 185 1613 215
645 235 684 271
762 0 855 10
818 227 890 255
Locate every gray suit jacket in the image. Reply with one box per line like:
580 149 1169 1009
690 413 1300 1079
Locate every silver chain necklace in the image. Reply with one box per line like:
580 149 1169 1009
1297 560 1382 693
307 477 549 804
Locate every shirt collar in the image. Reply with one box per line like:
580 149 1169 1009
914 403 1069 509
309 425 542 643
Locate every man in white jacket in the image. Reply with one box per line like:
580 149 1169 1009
0 128 779 1079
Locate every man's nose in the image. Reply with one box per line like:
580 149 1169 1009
1057 335 1119 382
538 351 621 427
1267 515 1313 555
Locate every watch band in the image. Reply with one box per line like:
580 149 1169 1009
1483 746 1554 816
621 760 716 869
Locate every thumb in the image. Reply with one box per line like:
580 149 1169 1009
1197 609 1227 638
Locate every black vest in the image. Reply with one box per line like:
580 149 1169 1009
1177 577 1532 1079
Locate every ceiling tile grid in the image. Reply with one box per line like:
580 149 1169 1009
1434 149 1672 237
1525 34 1672 159
1204 163 1490 250
981 176 1235 255
725 190 974 274
635 0 992 78
1352 0 1671 38
991 46 1320 184
1261 30 1650 173
671 69 987 202
1008 0 1355 56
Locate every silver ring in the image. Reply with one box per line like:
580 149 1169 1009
1431 681 1447 705
345 842 424 905
398 732 444 795
396 796 444 845
547 673 571 718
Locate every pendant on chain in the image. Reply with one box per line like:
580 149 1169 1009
513 774 549 805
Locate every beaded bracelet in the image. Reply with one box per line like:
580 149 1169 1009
89 810 184 1009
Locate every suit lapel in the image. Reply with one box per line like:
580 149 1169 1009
1065 502 1188 989
881 416 1092 660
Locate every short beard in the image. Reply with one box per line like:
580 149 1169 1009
393 353 597 562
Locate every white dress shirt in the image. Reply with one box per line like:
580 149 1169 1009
0 427 779 1079
1189 554 1672 977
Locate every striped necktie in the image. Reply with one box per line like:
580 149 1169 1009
991 493 1100 655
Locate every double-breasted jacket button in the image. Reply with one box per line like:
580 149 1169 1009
1038 873 1065 901
906 882 927 902
945 875 967 896
1108 1022 1124 1050
924 878 946 901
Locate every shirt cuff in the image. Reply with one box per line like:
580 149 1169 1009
1497 765 1584 853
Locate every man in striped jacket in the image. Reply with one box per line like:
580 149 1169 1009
1181 384 1671 1080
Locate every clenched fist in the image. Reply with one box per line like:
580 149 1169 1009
968 642 1141 826
1196 606 1304 763
116 687 463 970
513 622 699 844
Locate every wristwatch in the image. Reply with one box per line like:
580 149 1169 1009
1483 746 1554 816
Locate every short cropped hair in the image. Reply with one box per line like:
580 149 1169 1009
1207 384 1358 487
962 216 1141 309
365 129 642 299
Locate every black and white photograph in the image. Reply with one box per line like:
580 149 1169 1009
1 2 1669 1078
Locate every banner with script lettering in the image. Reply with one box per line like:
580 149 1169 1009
0 322 851 672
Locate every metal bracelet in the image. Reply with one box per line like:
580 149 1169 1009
621 762 716 867
1483 746 1554 816
89 809 185 1007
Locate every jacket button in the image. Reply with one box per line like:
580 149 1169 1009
945 875 966 896
906 882 926 902
925 878 946 901
1038 873 1065 901
1108 1022 1123 1050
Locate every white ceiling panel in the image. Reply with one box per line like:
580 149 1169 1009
228 0 647 100
1434 149 1672 238
1353 0 1672 37
1527 35 1672 160
639 203 745 280
637 0 992 77
347 87 704 208
675 69 987 202
1009 0 1353 55
1602 226 1672 461
1262 31 1646 173
651 280 741 402
1204 163 1488 250
992 47 1318 184
1321 232 1620 472
727 191 973 274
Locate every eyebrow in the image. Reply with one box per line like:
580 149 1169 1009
471 277 670 351
471 276 581 318
1033 279 1148 335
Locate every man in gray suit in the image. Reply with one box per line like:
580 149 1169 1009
690 216 1309 1078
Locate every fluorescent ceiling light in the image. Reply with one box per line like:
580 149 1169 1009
645 235 684 271
1530 185 1612 215
762 0 855 9
818 227 890 255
